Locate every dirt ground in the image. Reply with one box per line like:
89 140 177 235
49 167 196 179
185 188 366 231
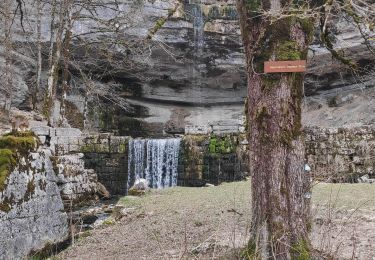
57 181 375 260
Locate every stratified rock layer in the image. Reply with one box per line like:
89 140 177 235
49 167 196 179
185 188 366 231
1 0 373 136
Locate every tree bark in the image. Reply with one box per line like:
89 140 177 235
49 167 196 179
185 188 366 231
45 0 68 126
236 0 314 258
3 0 13 112
59 5 73 126
34 0 43 110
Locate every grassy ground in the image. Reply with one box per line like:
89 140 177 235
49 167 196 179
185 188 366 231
58 180 375 259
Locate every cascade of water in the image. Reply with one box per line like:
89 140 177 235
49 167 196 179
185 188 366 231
127 138 181 190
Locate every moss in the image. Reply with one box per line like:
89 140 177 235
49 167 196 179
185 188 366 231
292 239 311 260
245 0 261 12
0 197 12 212
103 218 116 225
24 179 36 200
297 17 315 43
0 136 36 152
241 239 259 259
208 135 236 155
80 143 109 153
0 132 37 192
244 98 249 133
147 17 166 39
276 41 302 60
208 137 217 153
262 75 280 92
0 149 15 191
78 230 92 239
4 130 35 137
119 143 126 153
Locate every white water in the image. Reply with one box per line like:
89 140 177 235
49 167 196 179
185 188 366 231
127 138 181 190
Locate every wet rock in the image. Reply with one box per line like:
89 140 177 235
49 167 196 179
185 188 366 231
128 178 149 196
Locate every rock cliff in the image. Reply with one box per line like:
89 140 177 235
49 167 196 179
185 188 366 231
0 149 69 259
0 0 373 136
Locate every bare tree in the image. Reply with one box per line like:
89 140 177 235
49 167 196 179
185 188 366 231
2 0 14 113
34 0 43 110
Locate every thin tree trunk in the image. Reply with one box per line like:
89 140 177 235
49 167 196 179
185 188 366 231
236 0 314 258
83 81 90 130
3 0 13 112
59 4 73 126
35 0 42 110
45 0 67 126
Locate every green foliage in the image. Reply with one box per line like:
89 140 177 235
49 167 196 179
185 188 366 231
208 135 235 154
292 239 311 260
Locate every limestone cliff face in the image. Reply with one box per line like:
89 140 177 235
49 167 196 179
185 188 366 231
0 127 105 259
0 149 69 259
1 0 374 136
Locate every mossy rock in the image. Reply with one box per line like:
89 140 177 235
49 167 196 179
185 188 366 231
0 132 38 192
0 135 37 153
0 149 15 191
128 188 146 196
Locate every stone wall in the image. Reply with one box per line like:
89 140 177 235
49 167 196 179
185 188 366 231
79 135 129 195
32 127 106 203
179 133 249 186
305 126 375 182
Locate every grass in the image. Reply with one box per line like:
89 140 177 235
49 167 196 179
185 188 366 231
59 180 375 259
312 182 375 210
119 181 375 212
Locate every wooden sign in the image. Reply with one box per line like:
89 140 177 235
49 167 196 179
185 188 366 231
264 60 306 73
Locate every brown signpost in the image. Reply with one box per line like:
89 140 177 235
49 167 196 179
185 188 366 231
264 60 306 73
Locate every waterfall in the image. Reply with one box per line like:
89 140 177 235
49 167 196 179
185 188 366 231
127 138 181 190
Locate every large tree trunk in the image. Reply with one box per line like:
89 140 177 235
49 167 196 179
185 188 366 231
236 0 314 258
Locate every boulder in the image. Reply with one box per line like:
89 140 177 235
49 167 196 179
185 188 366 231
128 178 149 196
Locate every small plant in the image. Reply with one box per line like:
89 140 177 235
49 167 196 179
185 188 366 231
103 218 116 225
